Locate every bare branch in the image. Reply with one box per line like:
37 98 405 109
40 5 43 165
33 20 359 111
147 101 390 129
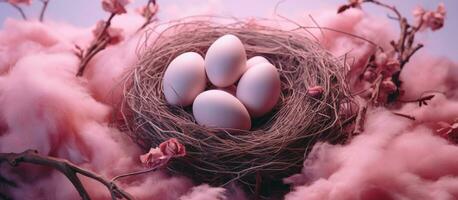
9 3 27 20
0 150 133 200
39 0 50 22
363 0 401 20
137 0 158 32
76 13 116 77
392 112 416 120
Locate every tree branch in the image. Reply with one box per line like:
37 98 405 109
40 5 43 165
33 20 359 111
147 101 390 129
0 150 133 200
9 3 27 20
137 0 158 32
39 0 50 22
76 13 116 77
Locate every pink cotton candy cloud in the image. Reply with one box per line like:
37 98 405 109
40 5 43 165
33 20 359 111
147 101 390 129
179 184 227 200
0 15 196 200
285 110 458 200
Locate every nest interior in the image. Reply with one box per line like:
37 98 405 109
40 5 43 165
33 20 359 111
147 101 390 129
123 19 349 196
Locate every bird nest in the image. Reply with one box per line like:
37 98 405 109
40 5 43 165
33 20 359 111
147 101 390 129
122 19 350 196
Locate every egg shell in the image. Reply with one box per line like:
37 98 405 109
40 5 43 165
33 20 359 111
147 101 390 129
236 62 281 117
205 34 247 87
246 56 270 69
162 52 206 106
193 90 251 130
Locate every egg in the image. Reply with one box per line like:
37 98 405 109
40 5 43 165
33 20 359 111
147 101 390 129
236 62 281 117
162 52 206 106
246 56 270 69
205 34 247 87
193 90 251 130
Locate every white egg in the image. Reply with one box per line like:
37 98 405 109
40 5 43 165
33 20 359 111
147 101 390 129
162 52 206 106
205 34 247 87
193 90 251 130
246 56 270 69
236 62 281 117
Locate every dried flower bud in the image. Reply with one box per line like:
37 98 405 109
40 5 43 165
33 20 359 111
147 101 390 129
363 70 377 82
140 138 186 168
337 0 362 13
413 3 446 31
381 79 397 93
384 60 400 75
102 0 131 15
92 20 124 45
140 147 164 167
375 52 388 67
137 2 158 18
7 0 32 5
412 6 425 19
307 86 324 98
159 138 186 157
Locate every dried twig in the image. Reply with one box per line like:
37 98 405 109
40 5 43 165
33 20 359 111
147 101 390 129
0 139 185 200
398 94 435 107
9 3 27 20
39 0 50 22
137 0 158 32
338 0 445 135
392 112 416 120
0 150 133 200
76 13 115 77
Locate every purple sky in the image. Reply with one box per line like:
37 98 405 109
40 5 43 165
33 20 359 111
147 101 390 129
0 0 456 61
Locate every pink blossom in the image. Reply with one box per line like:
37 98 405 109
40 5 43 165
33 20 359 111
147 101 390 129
140 138 186 168
363 70 377 82
160 138 186 157
102 0 131 15
413 3 446 31
381 59 400 77
374 52 388 67
136 2 159 18
374 51 399 77
92 20 124 45
380 79 397 93
412 6 425 19
7 0 32 5
139 147 164 167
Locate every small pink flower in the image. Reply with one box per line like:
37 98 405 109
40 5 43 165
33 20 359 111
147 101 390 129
375 52 388 67
412 6 425 19
363 70 377 82
381 59 400 77
307 86 324 98
7 0 32 5
136 2 158 18
92 20 124 45
140 138 186 168
102 0 131 14
160 138 186 157
140 147 164 167
413 3 446 31
381 79 397 93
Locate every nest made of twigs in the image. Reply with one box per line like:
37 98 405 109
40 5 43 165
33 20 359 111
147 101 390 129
123 18 349 196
